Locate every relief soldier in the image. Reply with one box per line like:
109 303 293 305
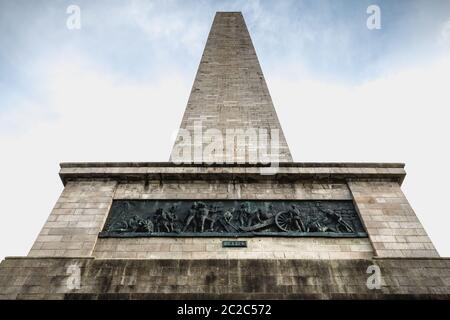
238 202 253 227
223 207 235 223
288 205 306 232
105 200 361 236
183 202 199 232
198 202 218 232
155 206 177 233
312 203 353 233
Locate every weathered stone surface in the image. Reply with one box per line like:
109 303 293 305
28 181 117 257
0 257 449 299
113 179 353 200
169 12 291 163
3 12 443 300
348 181 438 258
29 165 437 260
93 237 374 260
58 162 406 185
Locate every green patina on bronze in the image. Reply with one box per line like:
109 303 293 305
99 200 367 238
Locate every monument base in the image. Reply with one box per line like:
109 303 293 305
1 162 447 299
0 257 449 299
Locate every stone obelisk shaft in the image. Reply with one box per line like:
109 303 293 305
171 12 292 163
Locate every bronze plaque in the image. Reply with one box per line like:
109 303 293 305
99 200 366 238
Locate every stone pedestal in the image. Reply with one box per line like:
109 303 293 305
1 162 448 299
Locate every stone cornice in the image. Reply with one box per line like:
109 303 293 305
59 162 406 185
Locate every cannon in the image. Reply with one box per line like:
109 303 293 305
238 211 300 232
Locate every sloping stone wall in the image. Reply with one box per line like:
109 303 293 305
26 163 438 260
348 181 438 258
28 181 117 257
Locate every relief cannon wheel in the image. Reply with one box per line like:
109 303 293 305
275 211 297 232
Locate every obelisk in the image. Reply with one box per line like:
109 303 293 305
171 12 292 164
0 12 448 300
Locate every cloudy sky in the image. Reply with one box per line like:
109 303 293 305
1 0 450 259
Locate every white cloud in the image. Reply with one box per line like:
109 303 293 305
2 55 450 260
1 1 450 260
0 53 190 260
439 20 450 46
269 57 450 256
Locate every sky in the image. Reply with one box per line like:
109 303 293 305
1 0 450 259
